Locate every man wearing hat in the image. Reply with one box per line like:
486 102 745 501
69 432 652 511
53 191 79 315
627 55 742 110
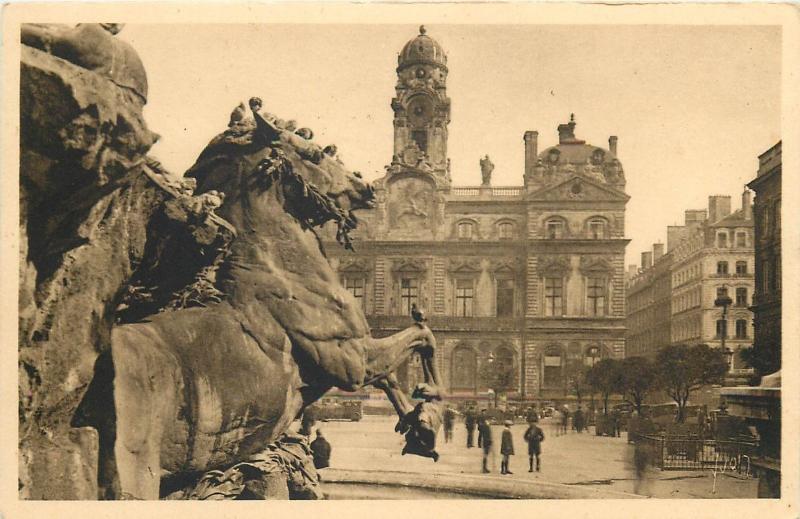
500 420 515 475
478 416 494 473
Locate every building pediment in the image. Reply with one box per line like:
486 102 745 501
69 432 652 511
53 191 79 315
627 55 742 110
579 255 613 275
338 258 372 273
537 255 571 276
528 175 629 202
447 258 482 274
490 258 522 274
391 258 427 273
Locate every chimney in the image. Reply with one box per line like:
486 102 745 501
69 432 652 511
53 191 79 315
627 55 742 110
524 130 538 178
557 113 577 144
641 251 653 270
653 242 664 261
609 136 618 156
667 225 685 251
742 189 753 220
708 196 732 224
684 209 708 227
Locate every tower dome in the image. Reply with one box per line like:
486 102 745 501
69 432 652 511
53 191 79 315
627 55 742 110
398 25 448 71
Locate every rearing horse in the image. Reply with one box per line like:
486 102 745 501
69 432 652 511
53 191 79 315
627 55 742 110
97 99 443 499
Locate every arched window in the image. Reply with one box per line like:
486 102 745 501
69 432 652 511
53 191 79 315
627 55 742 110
457 221 475 240
543 345 564 387
451 346 477 390
498 221 514 240
587 217 607 239
544 217 567 239
495 346 515 375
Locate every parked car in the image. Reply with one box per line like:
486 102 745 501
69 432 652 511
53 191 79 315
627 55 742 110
307 398 363 422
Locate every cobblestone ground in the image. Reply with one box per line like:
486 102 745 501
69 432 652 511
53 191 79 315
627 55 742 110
305 415 758 499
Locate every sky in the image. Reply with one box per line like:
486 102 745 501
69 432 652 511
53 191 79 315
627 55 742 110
118 24 781 265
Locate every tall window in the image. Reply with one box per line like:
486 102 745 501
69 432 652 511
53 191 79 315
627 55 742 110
545 218 565 239
735 232 747 248
735 287 748 307
400 277 419 315
496 278 515 317
344 276 365 308
717 232 728 248
586 277 606 316
735 261 748 275
716 319 727 339
457 222 474 240
452 347 477 390
735 319 748 339
717 261 729 275
498 222 514 240
588 218 606 239
543 348 563 387
455 278 474 317
544 277 564 316
584 345 601 367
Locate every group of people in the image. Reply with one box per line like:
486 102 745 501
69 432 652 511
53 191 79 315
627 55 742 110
457 407 545 475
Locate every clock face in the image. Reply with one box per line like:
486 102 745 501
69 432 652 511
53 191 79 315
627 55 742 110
407 96 433 127
415 67 427 78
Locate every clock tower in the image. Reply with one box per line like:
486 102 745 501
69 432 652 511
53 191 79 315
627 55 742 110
390 25 451 182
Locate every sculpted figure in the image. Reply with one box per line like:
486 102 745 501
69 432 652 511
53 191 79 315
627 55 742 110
83 99 444 500
480 155 494 186
21 23 148 104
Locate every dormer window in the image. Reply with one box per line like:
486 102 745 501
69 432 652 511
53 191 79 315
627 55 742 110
588 218 607 239
457 221 475 240
735 231 748 248
717 231 729 248
545 218 566 239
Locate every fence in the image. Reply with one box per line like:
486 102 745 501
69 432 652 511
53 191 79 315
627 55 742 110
637 435 757 474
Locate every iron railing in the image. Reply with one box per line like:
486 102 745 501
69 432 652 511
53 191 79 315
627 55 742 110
636 435 757 474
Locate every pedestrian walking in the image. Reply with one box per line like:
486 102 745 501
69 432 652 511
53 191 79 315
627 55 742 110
310 429 332 480
500 420 515 475
526 406 539 424
523 420 545 472
560 406 570 435
478 417 494 473
611 408 621 437
573 406 585 433
465 407 477 448
477 409 488 448
443 406 455 443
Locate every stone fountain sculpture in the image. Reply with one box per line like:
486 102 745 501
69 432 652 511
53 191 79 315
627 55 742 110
19 23 444 501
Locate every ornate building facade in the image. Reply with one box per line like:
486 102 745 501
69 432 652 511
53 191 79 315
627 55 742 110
626 194 756 378
324 27 629 403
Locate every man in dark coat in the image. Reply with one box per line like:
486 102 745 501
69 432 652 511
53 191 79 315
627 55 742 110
524 421 545 472
478 417 493 473
310 429 332 474
500 420 515 475
477 409 488 447
465 407 477 448
573 406 585 433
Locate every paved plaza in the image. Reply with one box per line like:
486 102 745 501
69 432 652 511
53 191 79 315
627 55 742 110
307 415 759 499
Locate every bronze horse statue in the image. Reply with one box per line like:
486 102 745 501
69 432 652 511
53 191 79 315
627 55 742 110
93 99 443 499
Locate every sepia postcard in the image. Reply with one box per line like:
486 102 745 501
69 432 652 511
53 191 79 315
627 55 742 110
1 2 798 519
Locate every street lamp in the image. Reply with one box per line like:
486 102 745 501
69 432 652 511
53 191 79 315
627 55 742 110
714 285 733 373
486 352 495 409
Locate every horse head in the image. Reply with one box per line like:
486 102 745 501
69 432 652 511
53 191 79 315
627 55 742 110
186 97 374 251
